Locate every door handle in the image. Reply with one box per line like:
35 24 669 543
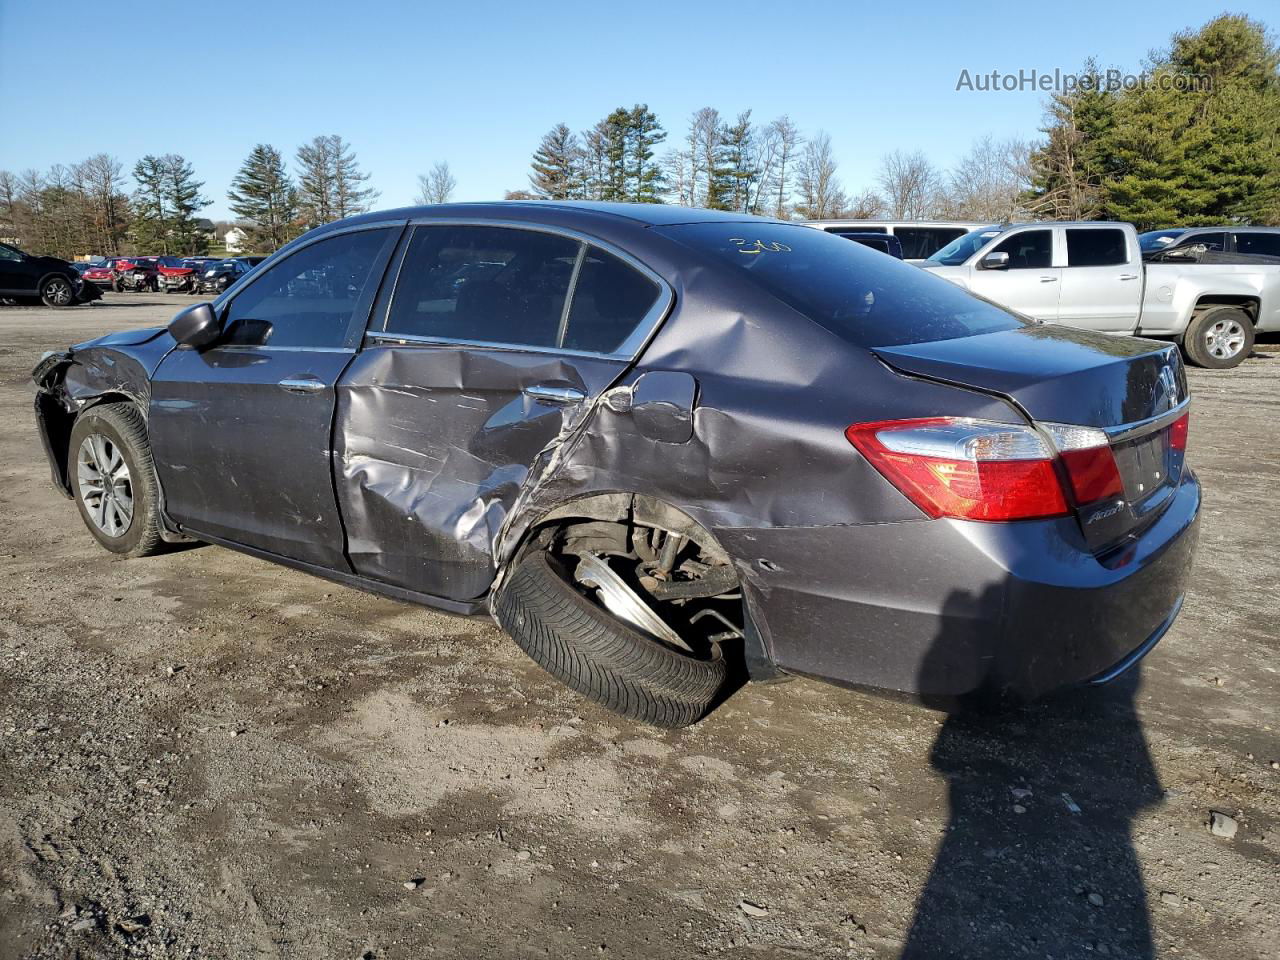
1119 274 1139 280
278 377 325 394
1039 276 1058 283
524 384 586 405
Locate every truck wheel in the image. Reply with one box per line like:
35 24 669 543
1183 306 1254 369
40 276 75 307
493 550 729 728
68 402 164 558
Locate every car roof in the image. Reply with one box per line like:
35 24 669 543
337 200 786 230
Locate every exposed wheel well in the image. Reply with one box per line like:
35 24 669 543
41 392 141 494
1191 296 1259 326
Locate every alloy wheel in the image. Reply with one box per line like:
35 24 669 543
1205 318 1246 360
45 277 73 306
76 434 134 537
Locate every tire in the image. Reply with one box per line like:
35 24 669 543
493 550 728 727
40 275 75 307
1182 306 1254 369
68 402 164 558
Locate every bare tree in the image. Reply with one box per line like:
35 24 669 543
416 161 457 205
663 150 694 206
845 189 886 219
795 132 847 219
688 107 722 207
753 115 803 217
877 150 944 219
941 135 1030 221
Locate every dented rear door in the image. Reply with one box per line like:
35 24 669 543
334 222 671 602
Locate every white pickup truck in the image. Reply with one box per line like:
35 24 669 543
920 222 1280 369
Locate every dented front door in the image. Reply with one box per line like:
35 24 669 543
334 345 625 600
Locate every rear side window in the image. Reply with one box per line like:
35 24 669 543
563 247 660 353
1233 232 1280 257
659 222 1025 349
1066 228 1128 267
222 228 391 348
825 225 886 234
1186 232 1226 252
384 226 659 354
993 230 1052 269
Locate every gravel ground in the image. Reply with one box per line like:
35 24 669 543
0 293 1277 960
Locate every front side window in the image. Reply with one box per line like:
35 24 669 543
1065 228 1128 267
1233 232 1280 258
222 228 391 348
659 222 1025 349
992 230 1052 269
926 227 1002 266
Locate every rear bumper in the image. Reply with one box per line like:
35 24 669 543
722 470 1200 702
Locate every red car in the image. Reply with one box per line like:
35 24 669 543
81 262 118 288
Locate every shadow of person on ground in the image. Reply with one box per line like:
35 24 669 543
900 586 1163 959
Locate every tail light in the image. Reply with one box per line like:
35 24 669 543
845 418 1069 521
1169 412 1189 452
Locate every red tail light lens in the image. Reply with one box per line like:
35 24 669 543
1169 412 1189 452
845 418 1069 521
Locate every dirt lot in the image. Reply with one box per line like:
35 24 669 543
0 293 1277 960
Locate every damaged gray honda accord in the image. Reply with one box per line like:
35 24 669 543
32 202 1200 726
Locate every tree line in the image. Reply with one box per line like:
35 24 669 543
513 14 1277 229
0 135 448 260
1 14 1274 261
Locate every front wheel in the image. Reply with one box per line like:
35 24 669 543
493 550 730 727
40 275 75 307
1182 306 1254 369
68 402 165 557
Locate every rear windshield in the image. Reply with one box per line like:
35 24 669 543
660 222 1025 348
926 226 1002 265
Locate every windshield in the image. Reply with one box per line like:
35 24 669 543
1138 229 1188 253
660 222 1026 348
926 226 1003 266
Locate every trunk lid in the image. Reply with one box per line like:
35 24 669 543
874 324 1189 549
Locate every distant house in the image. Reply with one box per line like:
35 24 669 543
224 227 248 254
195 218 217 241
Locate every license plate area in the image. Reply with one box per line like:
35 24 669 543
1112 428 1176 506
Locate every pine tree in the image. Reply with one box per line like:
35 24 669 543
332 136 379 218
719 111 757 212
626 105 666 203
130 154 170 253
163 155 211 255
228 144 299 253
296 136 335 228
530 123 581 199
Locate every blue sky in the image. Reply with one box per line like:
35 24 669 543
2 1 1275 219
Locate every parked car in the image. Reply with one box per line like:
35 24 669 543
805 220 988 261
31 202 1199 727
112 257 163 292
156 257 214 294
195 256 263 294
82 260 123 289
0 242 100 306
834 232 905 258
922 222 1280 369
1139 226 1280 261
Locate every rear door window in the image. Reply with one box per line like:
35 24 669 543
1233 232 1280 257
659 221 1024 348
383 225 578 348
1065 228 1128 266
992 229 1052 269
1185 232 1226 252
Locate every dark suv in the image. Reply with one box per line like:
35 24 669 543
0 242 96 306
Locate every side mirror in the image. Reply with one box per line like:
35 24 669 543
169 302 222 348
980 251 1010 270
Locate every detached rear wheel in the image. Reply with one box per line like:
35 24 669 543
494 546 733 728
1183 306 1254 369
69 402 164 557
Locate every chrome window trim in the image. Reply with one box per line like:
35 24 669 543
1103 397 1190 442
197 344 356 355
371 218 675 362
